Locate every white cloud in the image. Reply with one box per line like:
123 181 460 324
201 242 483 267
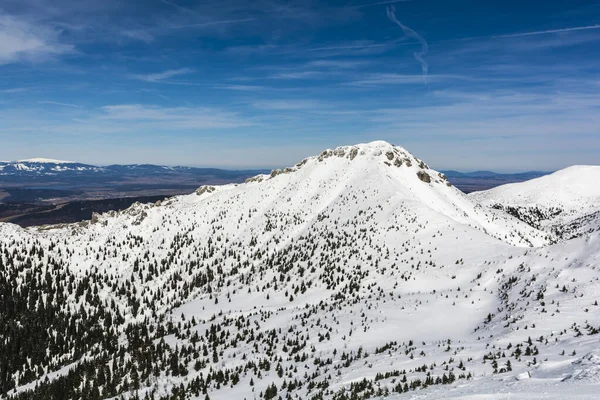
0 14 73 64
349 0 413 9
38 100 81 108
132 68 195 82
268 70 324 80
213 84 266 91
304 60 371 69
345 73 468 86
493 24 600 39
0 87 28 93
251 99 322 110
99 104 253 129
122 29 155 43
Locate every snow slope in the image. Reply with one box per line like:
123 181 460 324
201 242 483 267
470 166 600 239
0 142 598 400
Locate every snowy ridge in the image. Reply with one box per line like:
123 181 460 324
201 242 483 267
0 141 599 400
17 158 76 164
470 166 600 239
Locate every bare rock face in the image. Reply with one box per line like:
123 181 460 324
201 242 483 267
417 170 431 183
245 176 264 183
196 186 216 196
348 148 359 160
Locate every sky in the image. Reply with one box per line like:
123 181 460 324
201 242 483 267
0 0 599 171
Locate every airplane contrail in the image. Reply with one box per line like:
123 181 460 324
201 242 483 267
492 24 600 38
386 5 429 85
349 0 413 10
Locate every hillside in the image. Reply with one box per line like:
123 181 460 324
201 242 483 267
470 166 600 239
0 142 598 400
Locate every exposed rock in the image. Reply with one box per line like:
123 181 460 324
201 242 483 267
91 213 100 224
270 168 294 179
348 148 359 160
295 159 309 168
245 176 264 183
196 186 216 196
132 211 148 226
317 150 331 162
417 170 431 183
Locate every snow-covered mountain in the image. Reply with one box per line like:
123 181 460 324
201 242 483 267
0 159 102 175
18 158 76 164
0 141 598 400
0 159 253 177
470 166 600 239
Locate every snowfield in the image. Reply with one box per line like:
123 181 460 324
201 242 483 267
470 166 600 240
0 141 598 400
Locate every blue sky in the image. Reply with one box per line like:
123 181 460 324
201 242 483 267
0 0 599 171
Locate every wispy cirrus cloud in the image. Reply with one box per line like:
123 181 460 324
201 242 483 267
212 84 266 91
122 18 255 43
0 87 29 93
348 0 413 9
0 14 73 64
492 24 600 39
251 99 322 110
304 59 371 69
435 23 600 51
300 41 391 54
38 100 81 108
261 59 372 81
99 104 254 129
132 68 195 83
344 73 469 87
267 70 325 80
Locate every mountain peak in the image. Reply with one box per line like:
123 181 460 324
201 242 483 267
259 140 431 184
320 140 410 159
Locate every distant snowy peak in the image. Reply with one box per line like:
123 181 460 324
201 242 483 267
18 158 76 164
0 159 264 178
470 165 600 239
0 159 102 175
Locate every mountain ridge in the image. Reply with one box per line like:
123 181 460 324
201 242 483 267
470 165 600 239
0 141 599 400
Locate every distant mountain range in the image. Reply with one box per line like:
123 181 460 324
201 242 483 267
0 159 270 204
0 159 267 180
